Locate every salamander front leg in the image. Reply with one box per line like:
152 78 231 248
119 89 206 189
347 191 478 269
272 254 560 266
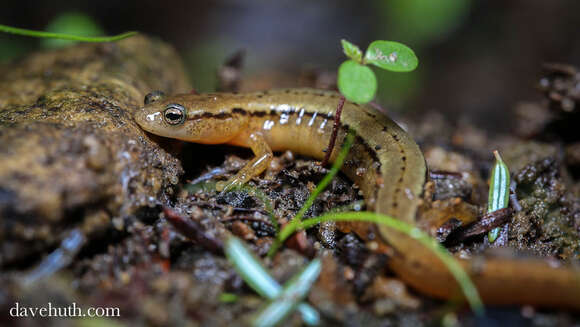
216 132 273 192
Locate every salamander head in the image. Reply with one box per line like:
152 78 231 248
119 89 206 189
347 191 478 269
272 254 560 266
134 91 246 144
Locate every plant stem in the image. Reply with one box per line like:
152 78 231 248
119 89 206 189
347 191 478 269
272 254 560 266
321 95 345 167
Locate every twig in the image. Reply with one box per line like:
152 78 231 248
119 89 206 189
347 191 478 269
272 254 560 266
429 170 463 180
163 206 223 254
445 207 513 244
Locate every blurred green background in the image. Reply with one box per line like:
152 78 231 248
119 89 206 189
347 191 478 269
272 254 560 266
1 0 579 131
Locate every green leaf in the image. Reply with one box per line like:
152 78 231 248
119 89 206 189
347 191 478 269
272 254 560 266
487 150 510 243
364 40 418 72
337 60 377 104
341 39 362 64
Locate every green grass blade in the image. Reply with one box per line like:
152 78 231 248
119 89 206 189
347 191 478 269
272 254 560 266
0 24 136 42
280 211 485 315
293 130 355 222
224 237 320 325
225 236 288 298
252 259 322 327
267 130 355 257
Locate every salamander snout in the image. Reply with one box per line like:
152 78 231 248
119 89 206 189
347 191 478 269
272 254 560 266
134 104 164 134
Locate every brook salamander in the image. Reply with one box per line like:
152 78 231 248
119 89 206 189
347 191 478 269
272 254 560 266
135 88 580 309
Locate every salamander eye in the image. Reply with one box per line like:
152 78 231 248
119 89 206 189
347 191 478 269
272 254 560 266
144 90 166 105
163 104 186 125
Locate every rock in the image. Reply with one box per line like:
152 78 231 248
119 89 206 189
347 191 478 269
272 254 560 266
0 35 190 265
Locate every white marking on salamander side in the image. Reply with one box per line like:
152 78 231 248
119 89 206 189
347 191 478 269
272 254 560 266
319 112 332 130
296 108 305 125
263 120 275 130
279 112 289 124
308 112 318 126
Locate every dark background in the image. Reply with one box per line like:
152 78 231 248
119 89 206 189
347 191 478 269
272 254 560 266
1 0 579 131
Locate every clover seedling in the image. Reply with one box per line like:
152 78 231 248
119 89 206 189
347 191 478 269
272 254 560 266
322 39 418 165
338 39 418 104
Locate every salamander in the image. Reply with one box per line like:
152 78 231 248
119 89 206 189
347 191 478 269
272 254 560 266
134 88 580 309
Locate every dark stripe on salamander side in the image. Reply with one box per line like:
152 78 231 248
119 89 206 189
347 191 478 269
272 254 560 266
232 108 246 115
187 112 233 120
